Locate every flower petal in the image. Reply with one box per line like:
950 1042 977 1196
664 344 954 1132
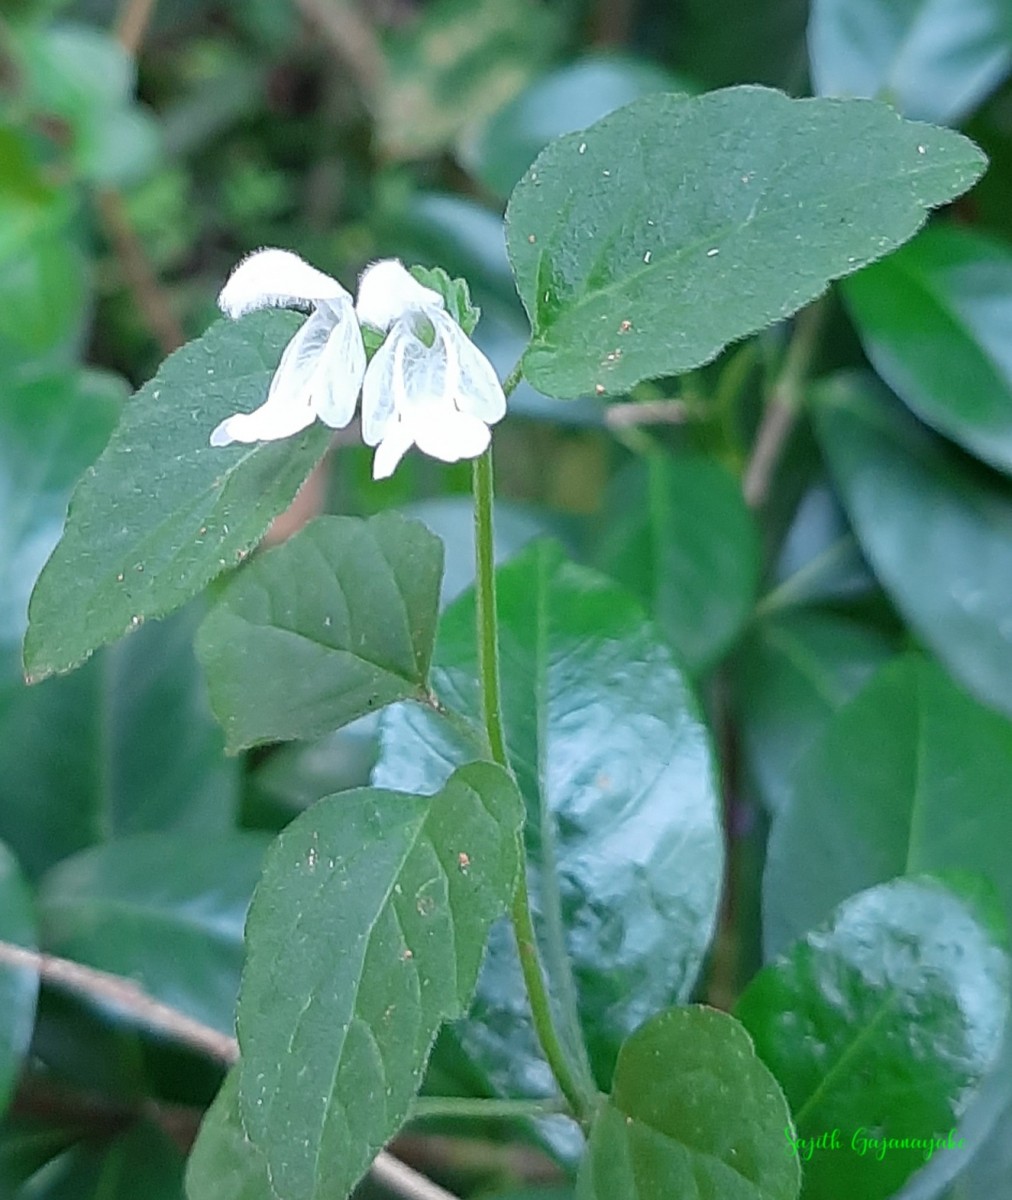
361 329 401 446
438 315 507 424
355 259 443 332
311 301 367 429
372 417 416 480
209 310 332 446
414 407 491 463
218 248 351 318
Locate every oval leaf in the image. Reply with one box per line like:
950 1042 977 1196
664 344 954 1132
0 843 38 1116
844 225 1012 475
815 371 1012 718
0 608 238 880
38 832 267 1035
505 87 985 399
196 513 444 751
464 54 688 198
809 0 1012 125
577 1007 800 1200
739 877 1008 1200
0 367 123 645
237 761 524 1200
375 540 723 1090
764 655 1012 957
187 1067 273 1200
735 610 896 814
595 454 761 674
24 310 331 681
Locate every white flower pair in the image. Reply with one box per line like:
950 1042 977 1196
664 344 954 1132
210 251 507 479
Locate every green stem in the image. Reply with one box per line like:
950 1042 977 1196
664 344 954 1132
471 435 596 1129
410 1095 567 1121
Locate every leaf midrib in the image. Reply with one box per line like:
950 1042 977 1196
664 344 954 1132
532 152 970 346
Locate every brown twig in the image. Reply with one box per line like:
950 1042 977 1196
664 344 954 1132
0 941 236 1062
1 941 460 1200
116 0 158 56
604 398 691 428
95 190 186 356
741 299 827 508
292 0 385 98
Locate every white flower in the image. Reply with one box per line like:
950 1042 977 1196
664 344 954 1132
356 260 507 480
209 249 366 447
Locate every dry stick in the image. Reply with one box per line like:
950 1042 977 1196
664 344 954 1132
741 298 827 508
97 190 187 355
292 0 385 97
0 942 460 1200
604 398 690 428
116 0 158 56
103 0 185 356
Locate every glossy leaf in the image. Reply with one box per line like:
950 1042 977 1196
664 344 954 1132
400 496 571 605
505 87 985 399
764 655 1012 957
237 762 524 1200
38 831 268 1035
595 455 761 674
844 225 1012 475
809 0 1012 125
816 371 1012 718
0 367 124 645
24 309 332 681
0 608 240 880
735 610 897 813
187 1067 273 1200
0 842 38 1115
196 513 444 751
577 1007 801 1200
464 55 687 198
739 877 1008 1200
374 540 723 1090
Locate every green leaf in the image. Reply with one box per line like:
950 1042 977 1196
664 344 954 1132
735 610 897 813
187 1067 274 1200
844 225 1012 475
764 655 1012 957
809 0 1012 125
38 832 268 1035
0 607 240 880
14 21 162 186
669 0 808 90
463 54 690 199
237 761 524 1200
739 877 1008 1200
0 367 124 645
0 1120 186 1199
815 371 1012 718
408 265 480 335
595 454 761 674
377 0 562 160
374 541 723 1090
577 1007 801 1200
505 87 985 400
0 210 88 364
0 842 38 1116
195 513 444 752
24 310 331 681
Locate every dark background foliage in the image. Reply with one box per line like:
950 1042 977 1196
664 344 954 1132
2 0 1012 1197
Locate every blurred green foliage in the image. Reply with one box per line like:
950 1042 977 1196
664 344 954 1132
2 0 1012 1198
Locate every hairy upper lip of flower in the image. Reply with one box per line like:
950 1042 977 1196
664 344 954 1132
209 248 366 449
209 250 507 480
